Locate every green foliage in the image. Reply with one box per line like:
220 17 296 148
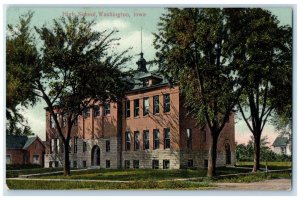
7 12 132 175
236 136 292 162
229 9 292 170
6 11 39 135
154 8 244 177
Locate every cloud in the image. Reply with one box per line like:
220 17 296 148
19 103 46 140
92 19 130 32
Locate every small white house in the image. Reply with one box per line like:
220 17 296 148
272 136 291 156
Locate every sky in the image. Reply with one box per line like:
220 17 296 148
6 6 292 146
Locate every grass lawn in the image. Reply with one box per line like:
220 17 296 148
6 167 64 178
236 161 292 170
31 167 251 181
6 179 212 190
6 162 292 190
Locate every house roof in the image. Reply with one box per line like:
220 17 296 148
272 136 289 147
6 135 44 149
23 136 38 149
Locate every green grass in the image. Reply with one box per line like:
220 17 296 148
213 171 291 183
6 179 212 190
6 164 292 190
236 161 292 170
33 167 251 181
6 167 64 178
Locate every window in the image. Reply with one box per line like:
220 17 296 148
163 94 170 112
83 161 87 168
204 160 208 168
153 95 160 114
143 130 149 150
50 115 55 128
49 161 53 168
153 129 160 149
54 138 58 153
134 99 139 117
55 161 59 167
134 131 140 150
188 160 193 168
164 128 170 149
133 160 139 169
125 132 131 151
125 160 130 169
73 161 77 168
56 139 60 153
35 142 38 150
104 102 110 116
187 129 192 150
84 108 90 118
203 130 206 142
163 160 170 169
6 155 11 164
106 160 110 168
62 113 66 127
83 141 87 152
106 140 110 152
94 106 100 117
152 160 159 169
50 139 54 154
143 79 149 87
74 137 78 153
143 97 149 116
126 100 130 118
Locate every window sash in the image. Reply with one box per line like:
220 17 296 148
106 140 110 152
126 100 130 117
134 99 139 117
143 97 149 116
163 94 170 112
74 137 78 153
187 129 192 150
134 132 140 150
94 106 100 117
104 103 110 116
125 132 131 150
153 129 159 149
153 95 160 114
164 128 170 149
144 130 149 149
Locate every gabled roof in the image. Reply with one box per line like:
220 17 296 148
272 136 289 147
6 135 28 149
23 136 38 149
6 135 45 149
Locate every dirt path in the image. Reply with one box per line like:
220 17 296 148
213 179 291 190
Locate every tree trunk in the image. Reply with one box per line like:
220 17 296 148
64 139 70 176
207 133 218 177
253 134 261 172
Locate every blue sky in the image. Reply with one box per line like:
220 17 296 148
6 6 292 145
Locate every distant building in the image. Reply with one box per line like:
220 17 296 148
272 136 291 156
44 52 236 169
6 135 46 166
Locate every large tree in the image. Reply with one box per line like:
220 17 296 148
154 8 243 177
8 14 131 175
6 11 39 136
226 8 292 172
